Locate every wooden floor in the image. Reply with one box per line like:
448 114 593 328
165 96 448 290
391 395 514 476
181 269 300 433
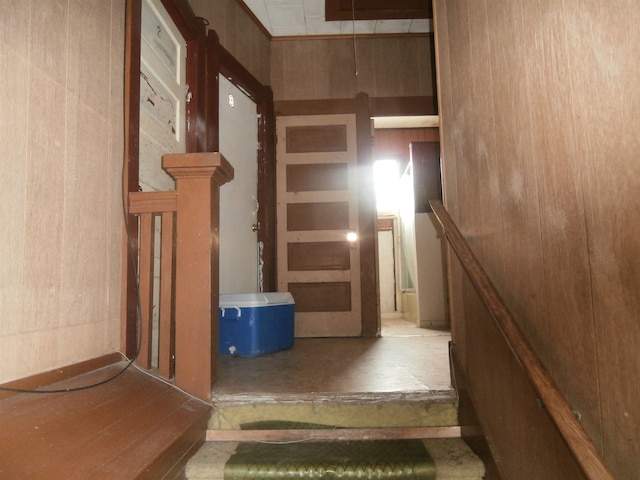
0 360 211 480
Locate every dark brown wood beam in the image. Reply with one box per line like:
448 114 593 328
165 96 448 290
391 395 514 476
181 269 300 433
325 0 432 21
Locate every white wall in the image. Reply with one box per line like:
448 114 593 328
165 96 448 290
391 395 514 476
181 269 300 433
415 213 448 328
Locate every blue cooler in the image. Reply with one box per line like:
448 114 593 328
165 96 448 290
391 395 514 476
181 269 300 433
219 292 295 357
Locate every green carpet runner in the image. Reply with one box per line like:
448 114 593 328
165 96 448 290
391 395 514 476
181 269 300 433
224 439 436 480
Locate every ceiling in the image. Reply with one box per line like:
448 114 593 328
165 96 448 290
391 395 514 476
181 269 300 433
241 0 432 37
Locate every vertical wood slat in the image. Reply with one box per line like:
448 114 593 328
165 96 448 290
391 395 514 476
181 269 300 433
138 212 155 370
129 191 178 378
158 211 175 379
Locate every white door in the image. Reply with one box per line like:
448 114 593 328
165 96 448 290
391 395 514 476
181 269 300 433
139 0 186 191
219 76 259 294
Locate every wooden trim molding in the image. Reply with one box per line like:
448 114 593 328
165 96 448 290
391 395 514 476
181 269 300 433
356 92 380 337
275 96 436 117
0 353 125 401
325 0 432 21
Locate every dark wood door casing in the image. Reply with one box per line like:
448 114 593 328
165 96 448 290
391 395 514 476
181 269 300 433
124 0 276 356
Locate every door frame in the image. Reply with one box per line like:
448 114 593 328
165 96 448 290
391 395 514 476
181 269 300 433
273 94 380 337
123 0 276 357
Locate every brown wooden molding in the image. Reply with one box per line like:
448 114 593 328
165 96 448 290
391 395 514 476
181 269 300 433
325 0 432 21
0 352 125 401
128 191 178 214
370 96 437 117
356 92 380 337
275 96 436 117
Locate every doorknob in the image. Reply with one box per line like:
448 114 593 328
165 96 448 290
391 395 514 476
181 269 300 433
251 222 260 232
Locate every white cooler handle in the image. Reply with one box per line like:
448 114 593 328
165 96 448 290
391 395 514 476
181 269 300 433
220 306 242 319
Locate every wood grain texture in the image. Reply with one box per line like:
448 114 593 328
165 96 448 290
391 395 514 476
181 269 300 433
434 0 640 478
287 202 351 231
0 362 210 480
288 242 351 271
271 36 433 101
0 0 125 383
286 125 348 153
288 282 352 312
431 201 612 480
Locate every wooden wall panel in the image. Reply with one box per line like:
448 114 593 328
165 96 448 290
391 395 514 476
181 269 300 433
188 0 271 86
271 35 433 101
561 4 640 475
0 1 124 382
435 0 640 478
373 128 439 167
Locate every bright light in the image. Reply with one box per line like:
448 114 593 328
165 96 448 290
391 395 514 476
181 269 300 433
374 159 400 214
346 231 358 242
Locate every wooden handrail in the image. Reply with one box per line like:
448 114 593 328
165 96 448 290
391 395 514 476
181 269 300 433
429 200 614 480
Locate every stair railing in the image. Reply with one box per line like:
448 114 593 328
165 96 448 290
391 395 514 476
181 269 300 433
128 190 178 379
128 152 233 402
430 200 613 480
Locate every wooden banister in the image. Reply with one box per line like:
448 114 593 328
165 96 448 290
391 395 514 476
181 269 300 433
128 191 178 376
163 152 234 402
128 154 233 402
429 200 614 480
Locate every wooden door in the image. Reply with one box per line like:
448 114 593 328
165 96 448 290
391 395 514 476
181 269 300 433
277 115 362 337
139 0 186 191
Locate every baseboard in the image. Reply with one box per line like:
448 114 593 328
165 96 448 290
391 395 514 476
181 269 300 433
0 351 126 400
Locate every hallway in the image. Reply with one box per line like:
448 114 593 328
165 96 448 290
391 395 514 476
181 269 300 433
212 318 452 401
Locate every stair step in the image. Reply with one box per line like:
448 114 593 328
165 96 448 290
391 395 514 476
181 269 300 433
206 426 462 442
185 438 485 480
210 391 458 430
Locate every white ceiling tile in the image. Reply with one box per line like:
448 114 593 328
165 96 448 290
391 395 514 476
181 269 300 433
302 0 325 18
242 1 427 37
272 25 308 36
307 16 341 35
269 5 305 28
340 20 377 35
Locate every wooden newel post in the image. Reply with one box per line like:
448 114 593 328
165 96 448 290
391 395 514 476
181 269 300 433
163 152 234 402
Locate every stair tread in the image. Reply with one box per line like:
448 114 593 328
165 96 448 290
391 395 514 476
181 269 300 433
186 438 485 480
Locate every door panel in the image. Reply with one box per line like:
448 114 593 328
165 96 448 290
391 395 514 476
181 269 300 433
219 76 259 294
139 0 186 191
277 115 361 337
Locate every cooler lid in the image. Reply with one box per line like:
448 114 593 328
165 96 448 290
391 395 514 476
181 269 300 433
219 292 294 308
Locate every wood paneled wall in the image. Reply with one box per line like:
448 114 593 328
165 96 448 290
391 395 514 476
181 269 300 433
434 1 640 478
0 1 124 382
373 128 439 169
271 35 434 101
189 0 270 86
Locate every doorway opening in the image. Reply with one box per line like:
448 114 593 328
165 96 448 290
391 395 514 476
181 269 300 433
374 159 424 337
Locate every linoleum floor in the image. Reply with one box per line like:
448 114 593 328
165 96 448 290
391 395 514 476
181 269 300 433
213 317 452 398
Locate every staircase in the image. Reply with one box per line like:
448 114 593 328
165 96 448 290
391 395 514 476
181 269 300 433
185 392 485 479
